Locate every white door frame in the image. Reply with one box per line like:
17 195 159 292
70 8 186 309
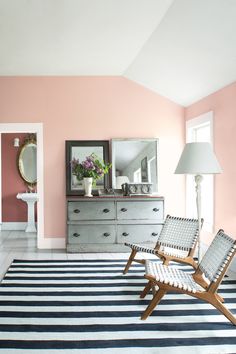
0 123 44 247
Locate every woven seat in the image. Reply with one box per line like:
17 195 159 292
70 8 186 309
145 262 203 293
123 215 203 274
140 229 236 325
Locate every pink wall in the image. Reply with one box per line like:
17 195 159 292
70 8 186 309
185 82 236 240
2 133 28 222
0 77 185 239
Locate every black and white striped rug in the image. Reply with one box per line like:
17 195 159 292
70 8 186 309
0 259 236 354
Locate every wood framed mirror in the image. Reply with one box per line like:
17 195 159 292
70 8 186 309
66 140 110 195
111 138 159 192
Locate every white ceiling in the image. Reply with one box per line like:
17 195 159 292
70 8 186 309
0 0 236 106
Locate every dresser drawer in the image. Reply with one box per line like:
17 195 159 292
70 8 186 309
68 225 116 244
68 201 115 221
117 224 162 244
117 201 163 220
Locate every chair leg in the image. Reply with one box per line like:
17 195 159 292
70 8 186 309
140 280 152 298
209 295 236 325
151 283 157 296
123 249 137 274
141 288 166 320
216 293 225 303
162 258 170 266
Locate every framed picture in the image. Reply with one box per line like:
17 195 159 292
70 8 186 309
66 140 110 195
141 156 148 182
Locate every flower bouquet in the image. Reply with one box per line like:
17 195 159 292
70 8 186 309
71 154 111 195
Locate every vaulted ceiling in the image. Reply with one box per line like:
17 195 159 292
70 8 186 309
0 0 236 106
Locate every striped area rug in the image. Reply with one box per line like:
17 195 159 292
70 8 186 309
0 259 236 354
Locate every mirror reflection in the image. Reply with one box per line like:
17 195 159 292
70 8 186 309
112 138 158 191
66 140 110 195
18 134 37 187
71 146 104 190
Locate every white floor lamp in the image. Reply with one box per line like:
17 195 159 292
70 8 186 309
175 142 222 262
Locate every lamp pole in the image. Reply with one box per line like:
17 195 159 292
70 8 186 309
195 174 203 262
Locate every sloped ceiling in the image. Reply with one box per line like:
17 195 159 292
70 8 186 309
125 0 236 106
0 0 236 106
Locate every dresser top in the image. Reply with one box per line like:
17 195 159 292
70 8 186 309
67 195 164 202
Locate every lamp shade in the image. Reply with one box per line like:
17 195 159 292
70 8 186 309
116 176 129 189
175 142 222 175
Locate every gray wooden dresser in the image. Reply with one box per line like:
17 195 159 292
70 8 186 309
66 196 164 252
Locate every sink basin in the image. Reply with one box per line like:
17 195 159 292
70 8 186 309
17 193 38 202
17 193 38 232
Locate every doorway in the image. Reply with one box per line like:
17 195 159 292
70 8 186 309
0 123 44 248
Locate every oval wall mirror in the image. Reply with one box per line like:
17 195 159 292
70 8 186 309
18 134 37 187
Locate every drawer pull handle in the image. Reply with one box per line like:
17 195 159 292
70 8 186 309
121 208 127 212
73 233 80 237
152 232 158 237
153 208 159 212
122 232 129 237
103 232 110 237
74 209 80 214
103 208 110 213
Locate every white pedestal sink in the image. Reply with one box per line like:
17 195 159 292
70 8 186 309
16 193 38 232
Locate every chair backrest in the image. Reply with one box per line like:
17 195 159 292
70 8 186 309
199 229 236 284
157 214 202 251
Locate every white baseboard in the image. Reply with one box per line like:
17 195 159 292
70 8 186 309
37 237 66 249
0 222 27 231
0 223 65 249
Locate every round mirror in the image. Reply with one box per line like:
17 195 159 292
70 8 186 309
18 134 37 186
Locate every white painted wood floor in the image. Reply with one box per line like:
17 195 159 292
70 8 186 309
0 230 235 281
0 230 152 280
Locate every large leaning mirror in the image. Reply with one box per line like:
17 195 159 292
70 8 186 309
18 134 37 188
66 140 110 195
111 138 158 192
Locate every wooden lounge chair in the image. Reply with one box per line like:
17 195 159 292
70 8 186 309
123 215 203 274
140 229 236 325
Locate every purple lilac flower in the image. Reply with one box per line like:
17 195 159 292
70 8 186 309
71 158 79 170
82 159 95 170
95 167 103 175
86 156 93 163
71 153 110 180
